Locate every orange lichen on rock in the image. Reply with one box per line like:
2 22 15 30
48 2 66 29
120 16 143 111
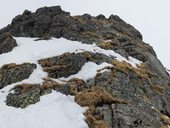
97 42 113 49
1 63 18 69
151 84 165 95
75 86 128 107
13 84 40 93
160 114 170 126
67 78 85 95
112 60 155 80
85 114 108 128
160 125 169 128
41 78 62 90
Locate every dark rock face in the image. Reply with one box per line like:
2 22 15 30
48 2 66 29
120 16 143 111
0 33 17 54
38 52 87 78
0 6 142 42
0 63 36 89
0 6 170 128
145 53 169 79
85 52 115 64
83 61 170 128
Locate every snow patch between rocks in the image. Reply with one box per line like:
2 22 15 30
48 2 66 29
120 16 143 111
60 62 112 81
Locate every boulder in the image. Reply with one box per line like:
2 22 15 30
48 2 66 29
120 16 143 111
6 84 41 108
38 52 87 78
0 63 36 89
0 33 17 54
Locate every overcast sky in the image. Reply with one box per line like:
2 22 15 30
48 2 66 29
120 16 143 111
0 0 169 68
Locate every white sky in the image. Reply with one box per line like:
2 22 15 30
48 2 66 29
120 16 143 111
0 0 169 68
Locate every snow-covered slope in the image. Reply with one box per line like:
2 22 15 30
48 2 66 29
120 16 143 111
0 37 142 128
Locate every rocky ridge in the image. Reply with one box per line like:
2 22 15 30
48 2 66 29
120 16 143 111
0 6 170 128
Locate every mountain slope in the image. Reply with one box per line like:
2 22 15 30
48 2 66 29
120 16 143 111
0 6 170 128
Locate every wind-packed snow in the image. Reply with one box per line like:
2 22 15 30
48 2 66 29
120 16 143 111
0 37 142 128
0 92 88 128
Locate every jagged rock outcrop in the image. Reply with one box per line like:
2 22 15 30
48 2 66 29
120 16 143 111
84 61 165 128
0 63 36 89
0 6 170 128
0 6 168 80
0 32 17 54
